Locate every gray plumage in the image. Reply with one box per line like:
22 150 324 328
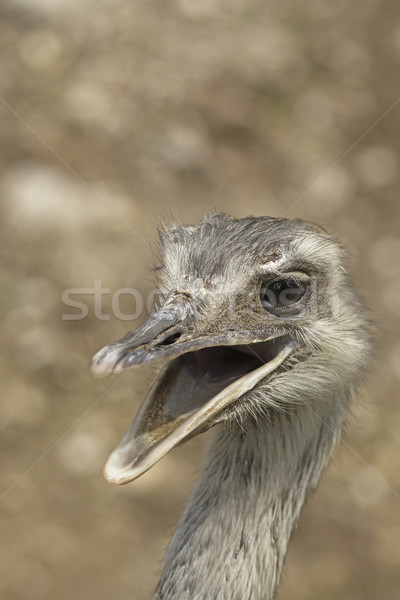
91 214 372 600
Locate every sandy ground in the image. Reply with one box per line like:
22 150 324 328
0 1 399 599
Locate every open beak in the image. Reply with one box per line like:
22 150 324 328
90 296 294 485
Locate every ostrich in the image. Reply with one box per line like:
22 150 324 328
91 214 371 600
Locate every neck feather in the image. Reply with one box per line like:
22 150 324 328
155 401 345 600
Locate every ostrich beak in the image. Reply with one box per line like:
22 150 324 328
90 296 189 377
90 298 294 485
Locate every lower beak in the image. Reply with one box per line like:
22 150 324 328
103 343 293 484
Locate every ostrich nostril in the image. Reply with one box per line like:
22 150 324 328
158 332 182 347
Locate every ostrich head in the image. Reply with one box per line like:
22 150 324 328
91 214 369 485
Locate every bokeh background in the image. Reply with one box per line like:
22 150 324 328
1 1 399 599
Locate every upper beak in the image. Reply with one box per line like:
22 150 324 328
90 295 190 378
90 295 294 485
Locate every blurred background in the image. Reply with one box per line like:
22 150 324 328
0 1 399 599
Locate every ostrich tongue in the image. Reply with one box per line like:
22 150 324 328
103 343 293 485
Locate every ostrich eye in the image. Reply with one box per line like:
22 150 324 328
260 279 307 310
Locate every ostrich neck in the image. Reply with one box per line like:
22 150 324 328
155 403 344 600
